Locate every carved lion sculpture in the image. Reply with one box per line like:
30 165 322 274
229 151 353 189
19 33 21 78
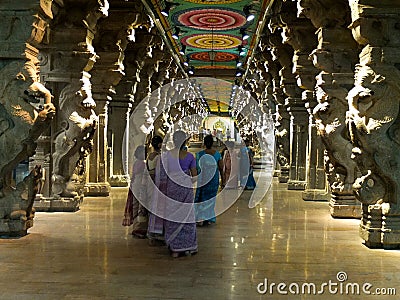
347 64 400 205
52 82 97 197
0 60 55 192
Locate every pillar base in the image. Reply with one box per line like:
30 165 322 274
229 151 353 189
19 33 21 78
329 192 361 218
84 182 111 196
34 195 81 212
360 203 400 249
287 180 306 190
278 167 289 183
302 189 330 201
279 176 289 183
0 218 34 237
109 175 129 187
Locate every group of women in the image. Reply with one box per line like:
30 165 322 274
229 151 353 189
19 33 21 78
123 131 256 258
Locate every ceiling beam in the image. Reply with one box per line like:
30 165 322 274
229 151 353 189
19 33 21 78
242 0 275 84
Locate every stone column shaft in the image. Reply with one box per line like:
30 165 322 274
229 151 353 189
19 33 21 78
0 0 55 235
108 100 132 186
347 0 400 248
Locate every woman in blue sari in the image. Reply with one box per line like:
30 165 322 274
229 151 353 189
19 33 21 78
239 139 256 190
195 134 224 226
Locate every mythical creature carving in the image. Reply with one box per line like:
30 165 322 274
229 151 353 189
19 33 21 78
347 64 400 205
297 0 349 29
0 165 43 235
313 79 357 193
52 81 97 197
0 60 55 188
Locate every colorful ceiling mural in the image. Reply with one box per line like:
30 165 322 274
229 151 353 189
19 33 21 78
192 77 232 113
149 0 270 75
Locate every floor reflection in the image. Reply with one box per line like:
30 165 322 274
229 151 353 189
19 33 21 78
0 177 399 299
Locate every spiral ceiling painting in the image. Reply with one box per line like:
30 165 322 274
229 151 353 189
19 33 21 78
148 0 271 112
174 8 246 31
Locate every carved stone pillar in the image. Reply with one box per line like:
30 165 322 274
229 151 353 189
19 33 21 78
275 103 291 183
0 0 55 235
286 100 308 190
104 20 149 186
85 96 111 196
297 0 361 216
303 91 329 200
260 35 290 183
108 99 132 186
347 0 400 248
280 2 328 198
84 4 142 196
33 0 108 211
269 13 307 190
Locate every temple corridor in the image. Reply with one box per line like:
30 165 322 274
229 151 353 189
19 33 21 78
1 176 399 299
2 0 400 298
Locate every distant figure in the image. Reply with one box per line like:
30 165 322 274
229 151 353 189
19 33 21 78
222 141 239 189
226 128 231 141
195 134 224 226
123 145 147 238
148 130 198 258
200 127 206 141
239 139 256 190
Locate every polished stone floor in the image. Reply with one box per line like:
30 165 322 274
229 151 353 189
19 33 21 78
1 175 399 299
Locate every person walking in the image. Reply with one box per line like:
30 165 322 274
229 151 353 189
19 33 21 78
195 134 224 226
145 135 165 244
149 130 198 258
222 141 239 189
122 145 148 238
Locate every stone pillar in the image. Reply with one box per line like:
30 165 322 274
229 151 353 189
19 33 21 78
347 0 400 248
33 0 109 211
106 24 156 179
0 0 55 235
108 97 132 186
279 3 328 200
297 0 361 216
260 35 291 183
280 2 315 191
269 13 308 190
85 96 111 196
302 91 329 200
275 103 291 183
286 100 308 190
124 29 155 150
84 9 134 195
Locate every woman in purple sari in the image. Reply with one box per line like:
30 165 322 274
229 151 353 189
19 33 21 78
148 130 198 258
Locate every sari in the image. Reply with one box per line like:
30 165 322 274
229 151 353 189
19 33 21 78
145 152 164 242
122 159 148 238
222 148 239 189
194 150 221 223
148 151 197 253
239 146 256 190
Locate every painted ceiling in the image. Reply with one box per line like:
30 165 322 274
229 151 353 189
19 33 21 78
147 0 271 113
